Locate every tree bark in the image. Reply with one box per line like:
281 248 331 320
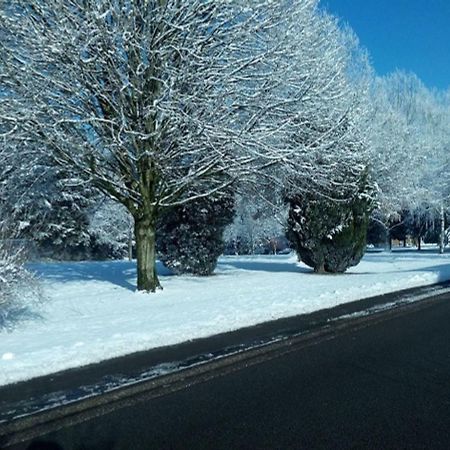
128 225 133 262
439 205 445 254
134 215 161 292
314 262 325 274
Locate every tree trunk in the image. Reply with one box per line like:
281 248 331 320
314 262 325 274
134 215 161 292
439 205 445 254
128 225 133 262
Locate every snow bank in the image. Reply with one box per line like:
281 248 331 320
1 251 450 386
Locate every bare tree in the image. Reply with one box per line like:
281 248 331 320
0 0 309 291
1 0 375 291
277 14 373 200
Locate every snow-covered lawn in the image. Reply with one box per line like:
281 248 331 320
1 251 450 387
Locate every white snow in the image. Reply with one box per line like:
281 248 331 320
1 352 14 361
1 251 450 387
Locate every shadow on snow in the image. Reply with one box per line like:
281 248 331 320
218 258 311 274
24 251 450 292
27 260 173 292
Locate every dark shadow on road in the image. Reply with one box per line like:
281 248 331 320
27 441 64 450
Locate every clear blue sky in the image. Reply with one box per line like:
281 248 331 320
320 0 450 91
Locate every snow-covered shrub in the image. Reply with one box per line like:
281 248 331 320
89 200 133 260
224 192 287 255
286 170 375 273
1 159 95 261
157 195 235 276
0 241 42 331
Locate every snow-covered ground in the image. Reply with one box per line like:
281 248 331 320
1 251 450 387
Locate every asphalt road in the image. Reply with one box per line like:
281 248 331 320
7 295 450 450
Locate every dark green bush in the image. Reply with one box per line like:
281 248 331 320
157 194 234 275
286 170 375 273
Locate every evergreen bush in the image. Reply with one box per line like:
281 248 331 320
157 194 235 276
0 240 42 330
286 170 375 273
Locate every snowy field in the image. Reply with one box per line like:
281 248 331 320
1 250 450 387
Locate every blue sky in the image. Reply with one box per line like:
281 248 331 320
320 0 450 91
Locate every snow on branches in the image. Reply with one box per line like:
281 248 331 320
367 71 450 243
1 0 300 210
0 0 374 290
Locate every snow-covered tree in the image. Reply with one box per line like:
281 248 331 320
222 9 375 261
1 0 350 291
276 13 376 271
368 71 450 252
1 139 133 260
0 152 95 260
367 84 412 214
278 12 373 201
0 147 42 329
